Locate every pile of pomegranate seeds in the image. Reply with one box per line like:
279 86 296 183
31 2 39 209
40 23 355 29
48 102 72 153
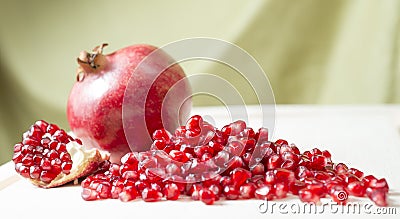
13 120 76 183
80 115 389 206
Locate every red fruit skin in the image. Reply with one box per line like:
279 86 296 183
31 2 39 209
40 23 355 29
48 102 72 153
67 44 191 163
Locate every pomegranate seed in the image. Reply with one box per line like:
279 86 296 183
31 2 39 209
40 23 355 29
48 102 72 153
299 188 320 203
230 168 251 187
169 150 189 163
164 183 180 200
223 185 240 200
255 185 274 200
240 182 256 199
362 175 377 187
82 188 98 201
142 187 163 202
306 183 327 197
370 178 389 193
119 186 139 202
289 180 306 195
135 180 149 193
111 185 124 199
264 170 276 185
97 183 111 199
152 129 171 141
250 163 265 175
188 184 203 200
346 181 366 197
255 128 269 143
275 168 295 185
200 188 216 205
208 184 222 197
295 166 313 179
267 154 282 170
274 182 289 199
344 174 359 184
366 187 388 207
219 176 233 187
334 163 348 174
348 168 363 179
275 139 288 146
310 155 327 170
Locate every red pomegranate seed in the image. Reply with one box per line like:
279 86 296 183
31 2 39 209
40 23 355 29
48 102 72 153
264 170 276 185
152 129 171 142
255 185 274 200
111 185 124 199
135 180 149 193
274 168 295 184
96 183 111 199
334 163 348 174
274 182 289 199
310 155 327 170
289 180 306 195
348 168 364 179
346 181 366 197
169 150 189 163
306 183 327 197
75 115 390 206
200 188 216 205
370 178 389 193
275 139 288 146
267 154 282 170
366 187 388 207
230 168 252 187
299 188 320 203
255 128 269 143
119 186 139 202
250 163 265 175
223 185 240 200
81 188 99 201
188 184 203 200
239 182 256 199
295 166 313 179
142 187 163 202
164 183 180 200
362 175 377 187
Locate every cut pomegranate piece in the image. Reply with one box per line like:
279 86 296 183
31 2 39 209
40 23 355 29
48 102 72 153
13 120 109 188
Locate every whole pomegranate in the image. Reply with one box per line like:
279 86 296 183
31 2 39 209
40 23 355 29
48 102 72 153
67 43 191 163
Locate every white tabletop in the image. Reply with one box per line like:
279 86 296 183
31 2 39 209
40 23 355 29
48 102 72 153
1 105 399 218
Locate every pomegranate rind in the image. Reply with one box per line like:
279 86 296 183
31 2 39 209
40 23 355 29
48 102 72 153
29 148 109 188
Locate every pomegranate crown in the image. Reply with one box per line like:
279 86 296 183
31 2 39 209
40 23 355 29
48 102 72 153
76 43 108 81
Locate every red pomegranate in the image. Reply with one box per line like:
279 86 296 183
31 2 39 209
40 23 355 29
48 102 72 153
67 43 191 163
